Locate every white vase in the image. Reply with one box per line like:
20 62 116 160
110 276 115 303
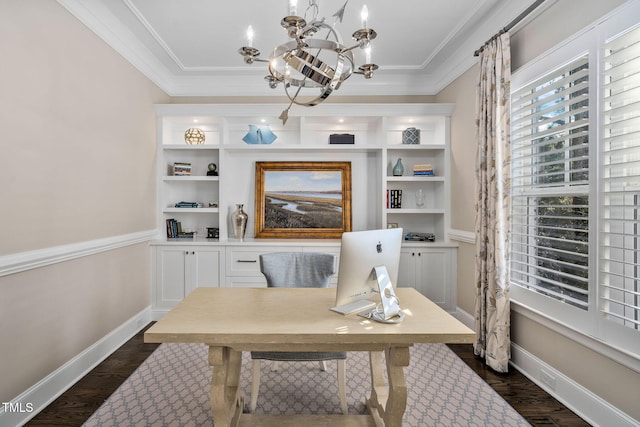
415 189 425 207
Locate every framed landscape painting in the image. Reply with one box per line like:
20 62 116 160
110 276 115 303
254 161 352 238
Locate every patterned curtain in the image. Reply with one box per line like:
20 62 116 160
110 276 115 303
473 32 512 373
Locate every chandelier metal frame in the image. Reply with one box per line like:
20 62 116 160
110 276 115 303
238 0 378 124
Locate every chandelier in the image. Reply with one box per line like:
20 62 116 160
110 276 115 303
238 0 378 124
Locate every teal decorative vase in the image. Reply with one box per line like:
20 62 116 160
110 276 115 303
242 125 277 144
392 158 405 176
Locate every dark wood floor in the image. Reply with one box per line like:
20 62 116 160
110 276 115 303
26 323 589 426
448 344 589 426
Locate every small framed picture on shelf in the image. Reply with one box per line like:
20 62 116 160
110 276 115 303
387 222 399 229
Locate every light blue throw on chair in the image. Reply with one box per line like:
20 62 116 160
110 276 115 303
250 252 348 414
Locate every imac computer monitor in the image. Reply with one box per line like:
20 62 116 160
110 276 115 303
334 228 403 310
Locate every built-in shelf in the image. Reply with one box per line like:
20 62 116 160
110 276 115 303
151 103 458 317
163 208 220 213
163 176 219 182
155 103 452 242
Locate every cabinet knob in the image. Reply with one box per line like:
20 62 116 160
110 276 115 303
237 259 257 263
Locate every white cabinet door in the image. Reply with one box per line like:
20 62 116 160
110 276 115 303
154 246 222 311
415 248 449 308
155 247 189 309
398 248 418 288
397 246 456 312
188 248 222 292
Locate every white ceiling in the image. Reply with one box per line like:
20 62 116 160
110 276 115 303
57 0 538 97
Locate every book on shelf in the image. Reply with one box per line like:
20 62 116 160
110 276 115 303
387 189 403 208
165 218 195 239
174 201 199 208
173 162 192 176
413 163 434 176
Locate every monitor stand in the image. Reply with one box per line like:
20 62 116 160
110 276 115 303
373 265 401 319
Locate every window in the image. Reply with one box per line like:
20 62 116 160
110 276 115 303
511 55 590 311
601 25 640 331
510 4 640 360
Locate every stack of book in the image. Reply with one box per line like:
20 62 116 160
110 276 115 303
413 164 434 176
174 201 199 208
173 162 192 176
166 218 195 239
387 189 403 208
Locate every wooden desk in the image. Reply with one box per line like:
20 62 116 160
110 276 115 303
145 287 475 427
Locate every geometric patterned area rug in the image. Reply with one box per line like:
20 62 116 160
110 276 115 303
83 343 530 426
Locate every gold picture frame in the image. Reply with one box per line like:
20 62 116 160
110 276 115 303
255 161 352 238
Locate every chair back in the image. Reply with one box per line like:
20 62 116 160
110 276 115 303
259 252 336 288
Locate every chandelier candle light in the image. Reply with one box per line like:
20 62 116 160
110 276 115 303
238 0 378 124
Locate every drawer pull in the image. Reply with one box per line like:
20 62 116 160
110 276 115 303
237 259 257 263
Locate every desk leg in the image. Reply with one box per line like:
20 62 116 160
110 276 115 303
367 347 409 427
208 346 243 427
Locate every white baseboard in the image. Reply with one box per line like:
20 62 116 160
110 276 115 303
454 307 637 426
510 343 638 427
453 306 475 330
0 306 152 427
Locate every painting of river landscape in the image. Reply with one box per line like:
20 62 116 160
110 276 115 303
255 162 352 238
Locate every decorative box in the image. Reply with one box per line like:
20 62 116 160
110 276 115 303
402 127 420 144
329 134 355 144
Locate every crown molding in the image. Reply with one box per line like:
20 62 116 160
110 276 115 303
57 0 541 97
57 0 175 90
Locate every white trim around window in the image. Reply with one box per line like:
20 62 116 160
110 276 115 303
511 0 640 368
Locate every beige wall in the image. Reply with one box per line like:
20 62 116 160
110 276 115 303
510 0 627 71
0 0 168 402
436 0 638 421
435 66 478 315
2 0 636 420
0 245 151 399
0 2 165 254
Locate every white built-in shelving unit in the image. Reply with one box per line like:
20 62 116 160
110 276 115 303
155 103 453 241
151 103 458 318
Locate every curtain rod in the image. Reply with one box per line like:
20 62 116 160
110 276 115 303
473 0 546 57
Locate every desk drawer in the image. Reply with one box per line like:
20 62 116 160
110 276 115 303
224 276 267 288
226 246 300 276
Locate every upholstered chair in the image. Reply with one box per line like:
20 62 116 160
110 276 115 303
249 252 348 415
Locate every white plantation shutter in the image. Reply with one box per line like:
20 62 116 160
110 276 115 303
510 2 640 361
510 55 590 310
600 25 640 330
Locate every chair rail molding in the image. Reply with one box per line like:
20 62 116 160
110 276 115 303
0 229 157 277
448 229 476 244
